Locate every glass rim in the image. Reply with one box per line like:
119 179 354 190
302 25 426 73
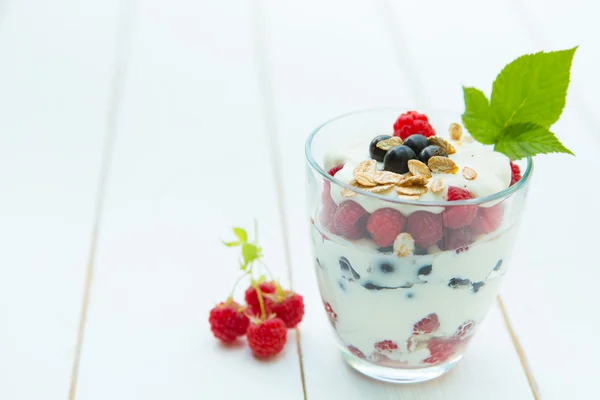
305 107 534 207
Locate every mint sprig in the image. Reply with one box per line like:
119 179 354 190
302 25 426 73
462 47 577 159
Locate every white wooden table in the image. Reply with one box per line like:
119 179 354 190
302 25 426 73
1 1 598 399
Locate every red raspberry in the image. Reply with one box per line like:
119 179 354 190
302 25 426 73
323 301 337 325
324 164 345 193
348 345 365 359
423 338 460 364
413 313 440 335
333 201 369 240
208 299 250 343
393 111 436 140
366 208 407 247
470 204 503 236
247 317 287 358
455 321 475 338
270 292 305 328
375 340 399 353
510 161 521 186
244 282 276 315
406 211 443 248
320 188 338 232
442 187 478 228
328 164 344 177
441 227 473 251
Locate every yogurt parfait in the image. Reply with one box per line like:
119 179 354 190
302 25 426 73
305 108 532 383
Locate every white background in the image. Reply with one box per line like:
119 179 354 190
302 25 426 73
0 0 598 399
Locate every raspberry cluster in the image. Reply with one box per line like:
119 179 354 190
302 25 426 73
346 312 475 365
320 110 521 252
208 227 304 358
321 185 504 252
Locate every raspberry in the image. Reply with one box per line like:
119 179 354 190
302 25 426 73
366 208 407 247
455 321 475 338
406 211 443 248
247 317 287 358
510 161 522 186
441 227 473 251
393 111 436 140
348 345 365 359
270 292 305 328
442 187 478 228
328 164 344 177
374 340 399 353
470 204 503 236
323 301 337 325
413 313 440 335
324 164 344 193
423 338 460 364
320 188 338 232
244 282 276 315
333 201 369 240
208 299 250 343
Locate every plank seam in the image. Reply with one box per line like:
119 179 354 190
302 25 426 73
497 296 541 400
250 1 307 399
67 1 136 398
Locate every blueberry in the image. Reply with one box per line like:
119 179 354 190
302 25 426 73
448 278 471 289
418 265 432 276
363 282 380 290
339 257 360 280
418 145 448 164
414 247 429 255
377 246 394 253
472 282 485 293
494 259 503 271
379 262 395 273
363 282 413 290
383 145 417 174
403 134 430 155
406 292 414 299
339 257 350 271
369 134 392 162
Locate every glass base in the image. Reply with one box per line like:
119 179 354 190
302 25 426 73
341 350 462 383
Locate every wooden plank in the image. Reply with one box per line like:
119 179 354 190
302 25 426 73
260 0 533 398
510 0 600 142
72 1 305 399
500 1 600 398
384 1 600 399
0 1 122 399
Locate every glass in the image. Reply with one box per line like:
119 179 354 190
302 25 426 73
305 108 532 383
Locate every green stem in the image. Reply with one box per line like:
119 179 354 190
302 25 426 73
254 282 266 320
258 259 275 280
229 273 248 298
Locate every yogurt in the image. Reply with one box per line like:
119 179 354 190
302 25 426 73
313 131 518 368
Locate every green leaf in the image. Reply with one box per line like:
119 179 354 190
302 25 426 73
490 47 577 129
223 240 241 247
241 243 262 268
233 227 248 243
494 122 574 160
462 87 500 144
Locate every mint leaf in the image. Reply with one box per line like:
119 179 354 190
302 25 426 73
233 227 248 243
223 240 241 247
490 47 577 128
462 87 499 144
494 122 574 160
